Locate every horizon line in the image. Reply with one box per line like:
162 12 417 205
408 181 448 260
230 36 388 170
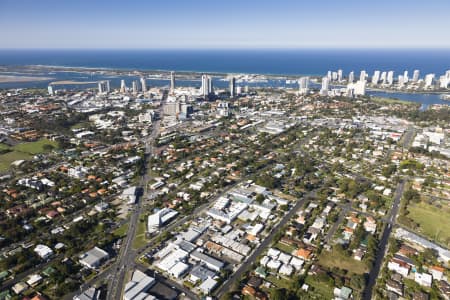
1 47 450 51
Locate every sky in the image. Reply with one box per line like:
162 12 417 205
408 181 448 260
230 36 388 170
0 0 449 49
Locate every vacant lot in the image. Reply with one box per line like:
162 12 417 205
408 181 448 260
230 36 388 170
408 200 450 247
318 248 368 275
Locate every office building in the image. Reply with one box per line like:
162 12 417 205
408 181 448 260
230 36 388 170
147 208 178 233
229 76 236 98
298 76 309 94
164 101 181 116
412 70 420 82
180 103 193 118
140 77 147 93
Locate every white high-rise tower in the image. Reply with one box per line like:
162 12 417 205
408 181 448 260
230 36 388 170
298 77 309 94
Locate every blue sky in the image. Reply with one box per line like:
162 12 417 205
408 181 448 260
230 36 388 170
0 0 449 49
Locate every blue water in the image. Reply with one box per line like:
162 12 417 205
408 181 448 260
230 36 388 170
0 49 450 76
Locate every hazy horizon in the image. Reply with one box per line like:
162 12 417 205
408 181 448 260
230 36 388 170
1 0 450 49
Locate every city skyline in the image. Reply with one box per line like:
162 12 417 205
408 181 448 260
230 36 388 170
1 0 450 49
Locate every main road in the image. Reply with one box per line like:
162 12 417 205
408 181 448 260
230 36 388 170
107 105 164 300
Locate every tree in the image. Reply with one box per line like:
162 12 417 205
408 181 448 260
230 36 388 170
271 288 287 300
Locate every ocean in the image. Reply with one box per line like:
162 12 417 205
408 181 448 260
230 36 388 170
0 49 450 76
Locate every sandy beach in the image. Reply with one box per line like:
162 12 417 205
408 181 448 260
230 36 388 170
0 75 53 83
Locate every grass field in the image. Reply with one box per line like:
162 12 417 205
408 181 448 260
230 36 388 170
305 275 334 299
318 249 368 275
113 223 129 238
132 217 148 249
407 201 450 247
0 151 32 171
0 139 57 171
13 139 58 154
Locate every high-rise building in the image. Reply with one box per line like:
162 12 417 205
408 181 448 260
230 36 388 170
164 101 181 116
348 71 355 83
337 69 343 82
201 74 213 97
229 77 236 98
327 70 332 82
132 80 139 94
170 71 176 94
140 77 147 93
359 70 367 82
98 80 110 94
298 76 309 95
412 70 420 82
332 72 338 81
48 85 54 96
424 74 435 88
403 71 409 83
120 80 126 93
346 80 366 97
439 75 449 89
320 77 329 96
398 75 405 86
387 71 394 85
380 71 387 84
354 80 366 96
372 70 380 85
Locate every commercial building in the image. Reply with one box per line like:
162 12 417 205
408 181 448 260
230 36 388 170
147 208 178 233
123 269 156 300
79 247 109 269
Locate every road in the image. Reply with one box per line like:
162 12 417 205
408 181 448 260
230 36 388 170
324 202 351 244
107 106 164 300
362 179 405 300
214 190 315 299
